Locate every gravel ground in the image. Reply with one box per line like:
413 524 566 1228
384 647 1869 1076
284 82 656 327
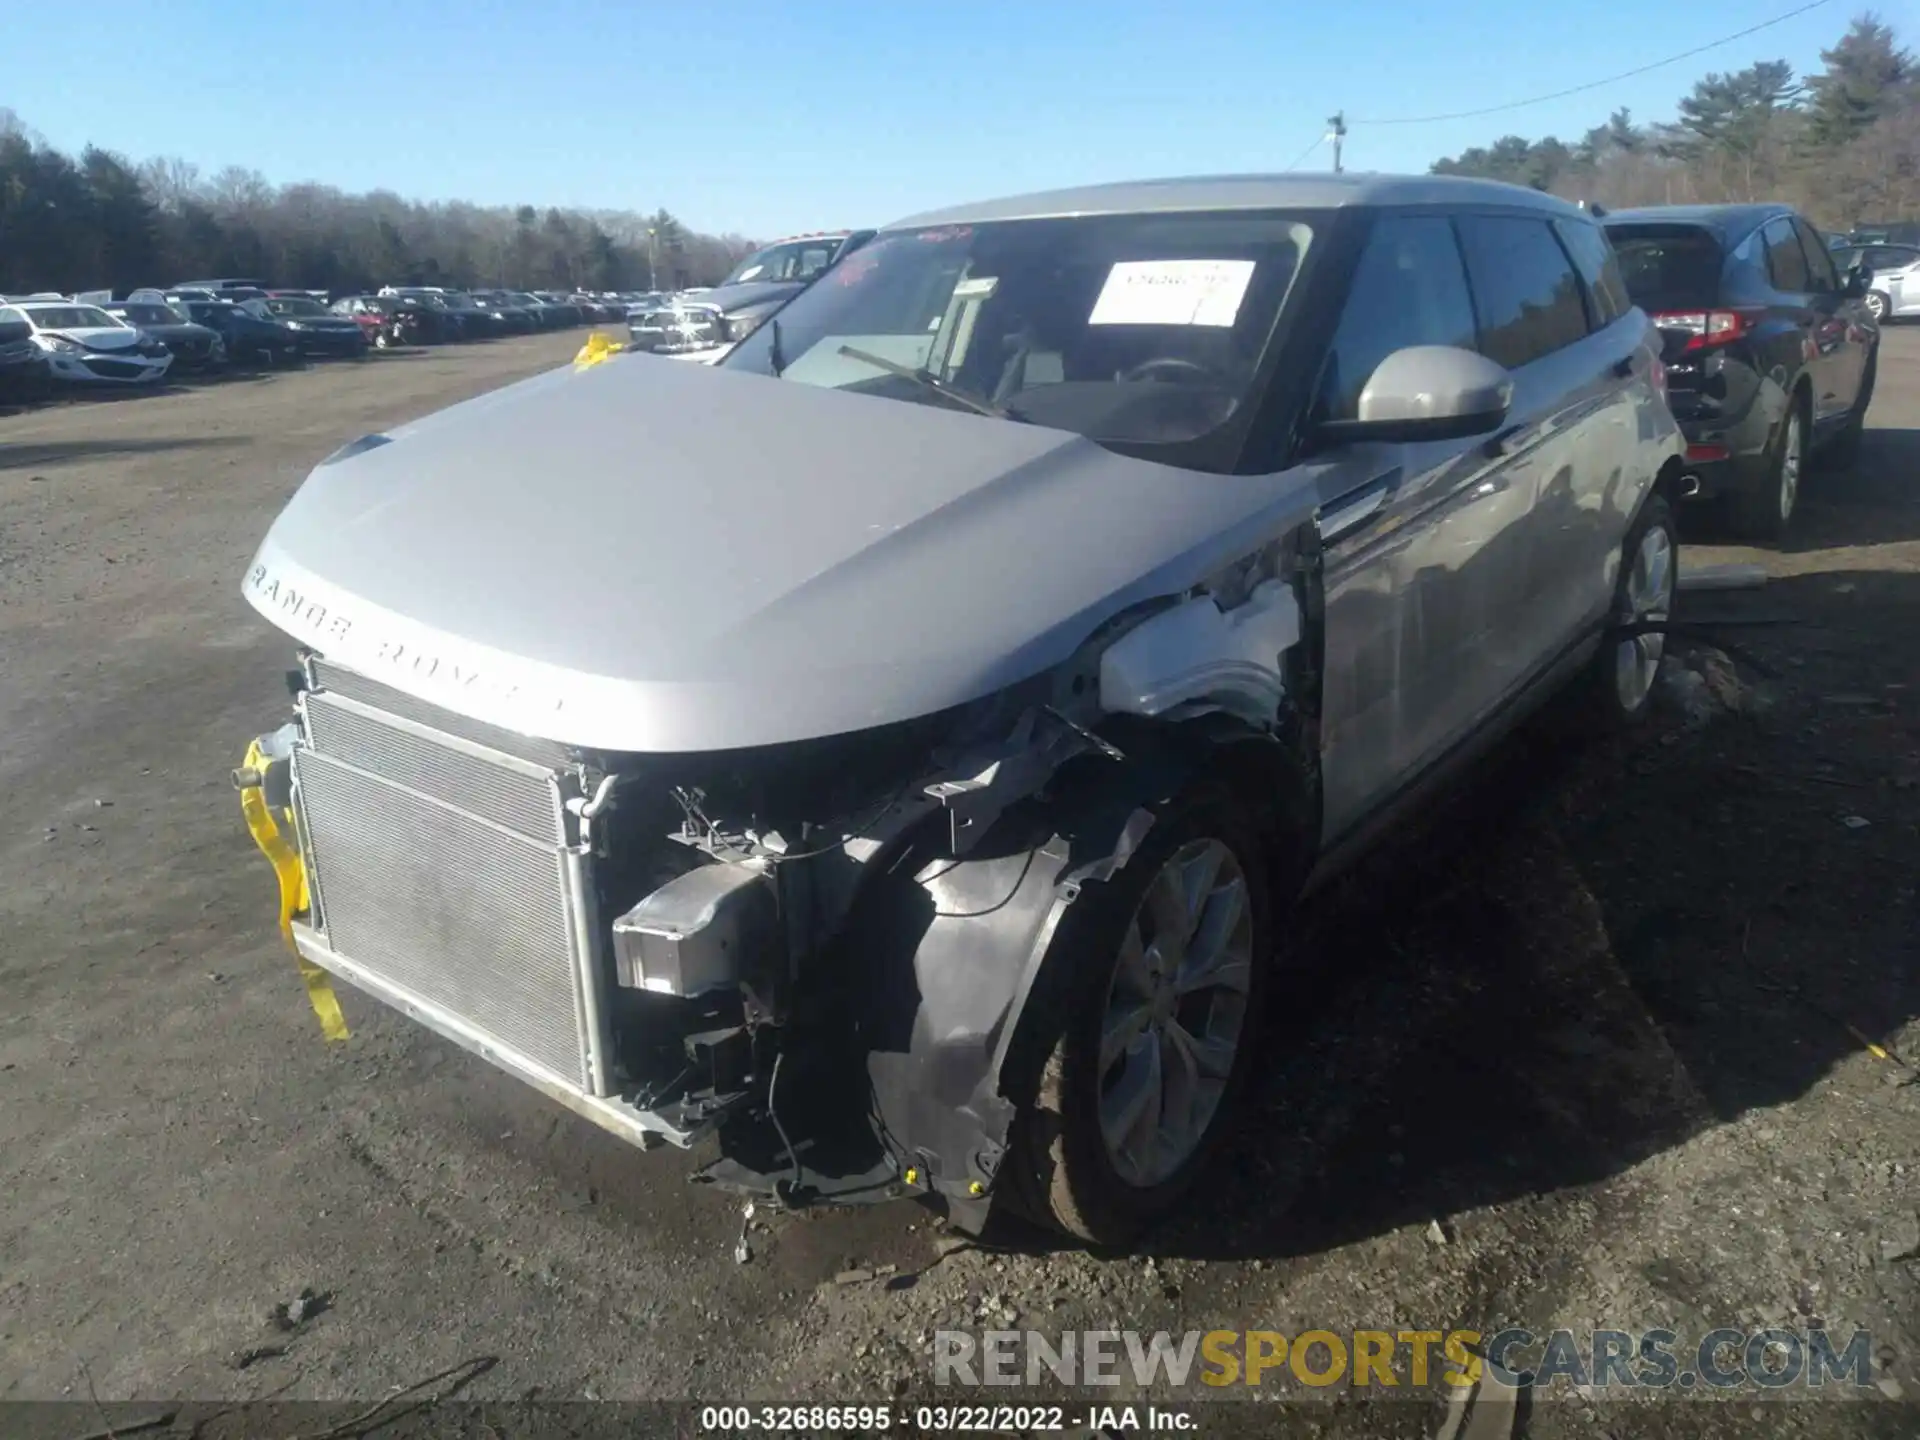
1 330 1914 1438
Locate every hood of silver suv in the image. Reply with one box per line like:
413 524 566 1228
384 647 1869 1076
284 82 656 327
243 355 1317 751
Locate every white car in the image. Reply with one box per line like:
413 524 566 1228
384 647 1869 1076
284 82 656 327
1843 242 1920 322
4 302 173 385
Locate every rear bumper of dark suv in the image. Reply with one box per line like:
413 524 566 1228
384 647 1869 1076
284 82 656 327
1674 403 1777 501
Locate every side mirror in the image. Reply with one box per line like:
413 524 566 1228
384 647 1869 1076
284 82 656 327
1844 265 1872 298
1315 345 1513 446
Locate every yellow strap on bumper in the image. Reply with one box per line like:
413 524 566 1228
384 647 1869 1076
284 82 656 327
238 739 349 1042
574 329 627 368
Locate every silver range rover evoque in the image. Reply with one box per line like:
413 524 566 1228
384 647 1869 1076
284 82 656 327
236 173 1685 1247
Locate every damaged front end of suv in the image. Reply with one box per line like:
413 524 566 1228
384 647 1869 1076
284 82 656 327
236 199 1332 1243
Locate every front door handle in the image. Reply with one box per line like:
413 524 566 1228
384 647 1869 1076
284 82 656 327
1610 354 1636 378
1318 470 1398 543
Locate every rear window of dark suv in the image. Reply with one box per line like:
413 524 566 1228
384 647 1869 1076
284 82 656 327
1604 224 1723 311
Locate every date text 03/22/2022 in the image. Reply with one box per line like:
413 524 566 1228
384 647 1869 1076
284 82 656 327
697 1404 1194 1432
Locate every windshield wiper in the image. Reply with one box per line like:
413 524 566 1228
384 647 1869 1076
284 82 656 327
836 344 1025 421
769 318 787 378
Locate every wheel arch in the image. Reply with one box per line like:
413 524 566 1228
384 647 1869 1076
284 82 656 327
843 710 1318 1230
1649 453 1689 512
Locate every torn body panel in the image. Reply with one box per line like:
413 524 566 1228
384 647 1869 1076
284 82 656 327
257 527 1323 1228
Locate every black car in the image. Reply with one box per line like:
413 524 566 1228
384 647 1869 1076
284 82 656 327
506 291 566 329
333 294 453 345
251 297 369 357
172 297 304 367
0 312 51 403
102 300 226 372
435 292 502 339
467 290 536 334
532 292 584 326
377 289 478 340
1604 203 1878 540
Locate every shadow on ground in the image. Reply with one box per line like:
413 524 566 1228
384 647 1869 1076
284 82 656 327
0 435 249 471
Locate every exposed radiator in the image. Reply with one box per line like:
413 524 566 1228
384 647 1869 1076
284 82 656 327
291 664 605 1093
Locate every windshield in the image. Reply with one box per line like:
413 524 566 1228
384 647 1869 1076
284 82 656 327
722 237 844 287
1604 224 1725 310
721 212 1313 452
116 304 184 325
27 306 121 330
265 298 326 316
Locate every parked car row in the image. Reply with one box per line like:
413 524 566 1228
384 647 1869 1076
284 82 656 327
0 278 642 407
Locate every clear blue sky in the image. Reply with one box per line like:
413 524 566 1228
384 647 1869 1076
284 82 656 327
1 0 1862 239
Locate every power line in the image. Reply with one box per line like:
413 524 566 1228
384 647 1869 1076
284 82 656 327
1351 0 1833 127
1284 133 1324 171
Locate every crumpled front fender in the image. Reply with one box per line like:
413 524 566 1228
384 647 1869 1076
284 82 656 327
852 735 1210 1229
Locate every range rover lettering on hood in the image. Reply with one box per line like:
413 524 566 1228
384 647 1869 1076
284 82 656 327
242 355 1318 752
247 560 567 720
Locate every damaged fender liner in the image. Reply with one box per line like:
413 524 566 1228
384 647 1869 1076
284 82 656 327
692 547 1324 1229
847 728 1262 1232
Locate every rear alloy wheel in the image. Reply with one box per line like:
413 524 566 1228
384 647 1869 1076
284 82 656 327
1729 402 1805 543
1571 491 1677 733
1614 508 1676 716
1004 788 1272 1246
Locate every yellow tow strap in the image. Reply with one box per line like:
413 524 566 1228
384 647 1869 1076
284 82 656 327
238 738 349 1042
574 330 627 368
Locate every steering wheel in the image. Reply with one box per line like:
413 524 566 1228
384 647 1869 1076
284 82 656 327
1120 355 1216 385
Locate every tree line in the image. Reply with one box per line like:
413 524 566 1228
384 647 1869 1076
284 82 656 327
1428 13 1917 229
0 111 758 298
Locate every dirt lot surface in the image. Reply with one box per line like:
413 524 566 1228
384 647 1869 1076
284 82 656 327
2 332 1915 1438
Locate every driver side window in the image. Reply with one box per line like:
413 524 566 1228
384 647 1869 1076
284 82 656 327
1317 215 1477 422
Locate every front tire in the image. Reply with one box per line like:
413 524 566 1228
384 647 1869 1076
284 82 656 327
1867 290 1891 323
1002 785 1272 1246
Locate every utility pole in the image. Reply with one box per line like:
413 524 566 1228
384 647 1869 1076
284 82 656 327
1328 112 1347 174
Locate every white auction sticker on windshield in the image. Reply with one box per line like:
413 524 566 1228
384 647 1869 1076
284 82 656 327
1088 259 1256 328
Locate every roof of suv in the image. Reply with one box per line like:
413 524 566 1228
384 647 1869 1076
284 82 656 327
886 172 1588 230
1602 203 1795 240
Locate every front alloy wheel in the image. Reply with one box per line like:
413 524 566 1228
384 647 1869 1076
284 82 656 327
1003 786 1273 1246
1866 290 1890 323
1097 839 1254 1188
